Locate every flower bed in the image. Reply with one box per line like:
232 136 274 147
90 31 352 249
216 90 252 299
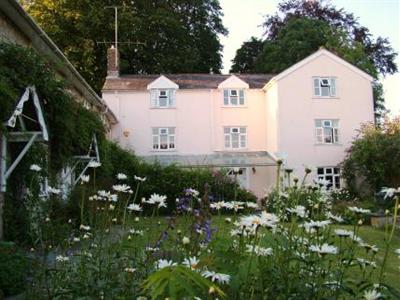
19 165 400 299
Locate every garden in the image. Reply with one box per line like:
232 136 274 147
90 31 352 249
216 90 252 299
1 42 400 300
1 159 400 299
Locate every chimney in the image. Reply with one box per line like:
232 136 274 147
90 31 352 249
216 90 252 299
107 45 119 77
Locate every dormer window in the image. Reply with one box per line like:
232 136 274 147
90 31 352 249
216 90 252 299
313 77 336 97
150 89 176 108
223 89 245 106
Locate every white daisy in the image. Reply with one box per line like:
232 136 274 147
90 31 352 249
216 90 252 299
287 205 307 218
80 174 90 183
117 173 128 180
348 206 371 214
183 256 200 270
155 259 176 269
134 175 146 182
363 289 381 300
127 203 142 212
201 270 230 284
88 161 101 168
56 255 69 262
48 186 61 195
309 243 338 255
29 164 42 172
112 184 132 193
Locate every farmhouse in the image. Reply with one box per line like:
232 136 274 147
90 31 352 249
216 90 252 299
102 47 374 198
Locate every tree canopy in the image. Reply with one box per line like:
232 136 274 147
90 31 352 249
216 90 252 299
230 0 397 118
22 0 227 92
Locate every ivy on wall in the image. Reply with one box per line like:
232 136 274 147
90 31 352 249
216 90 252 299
0 42 106 172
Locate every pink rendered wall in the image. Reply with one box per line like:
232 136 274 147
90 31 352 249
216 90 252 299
275 54 374 178
102 88 269 155
211 89 268 151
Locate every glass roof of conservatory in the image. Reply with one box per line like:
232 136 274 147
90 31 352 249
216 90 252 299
141 151 277 168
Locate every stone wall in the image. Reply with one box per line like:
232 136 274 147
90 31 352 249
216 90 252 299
0 11 30 45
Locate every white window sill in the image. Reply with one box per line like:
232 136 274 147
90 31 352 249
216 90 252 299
314 143 343 146
150 149 177 153
150 107 176 110
223 148 249 151
312 97 340 100
221 105 247 108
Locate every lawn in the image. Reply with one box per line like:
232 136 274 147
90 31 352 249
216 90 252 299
125 215 400 287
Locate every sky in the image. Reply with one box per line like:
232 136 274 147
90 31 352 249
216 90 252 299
219 0 400 117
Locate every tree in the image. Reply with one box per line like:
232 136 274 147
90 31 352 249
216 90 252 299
230 0 397 119
230 37 263 73
22 0 227 92
342 117 400 196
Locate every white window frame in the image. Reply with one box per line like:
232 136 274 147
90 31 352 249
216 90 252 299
223 89 245 106
152 127 176 151
315 119 339 144
317 167 341 189
313 77 336 97
150 89 176 108
224 126 247 149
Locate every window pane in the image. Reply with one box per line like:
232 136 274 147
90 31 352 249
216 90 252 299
315 120 322 127
223 90 229 105
231 134 239 148
333 128 339 143
160 135 168 149
317 168 324 175
152 128 159 135
326 168 332 174
159 98 168 107
232 128 239 133
321 86 330 97
334 177 340 189
168 127 175 134
316 128 323 143
169 135 175 149
230 90 238 96
240 135 246 148
313 78 320 96
239 90 245 105
324 128 333 143
239 127 246 133
326 176 333 187
152 136 159 149
330 78 336 96
230 96 238 105
224 127 230 134
224 135 230 148
334 168 340 174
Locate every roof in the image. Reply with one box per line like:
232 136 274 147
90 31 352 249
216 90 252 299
0 0 118 125
267 48 374 86
141 151 277 168
103 73 276 91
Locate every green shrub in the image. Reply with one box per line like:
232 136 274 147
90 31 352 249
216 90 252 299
342 118 400 197
0 242 28 297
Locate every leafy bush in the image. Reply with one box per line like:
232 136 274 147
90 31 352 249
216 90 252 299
0 242 28 297
342 118 400 197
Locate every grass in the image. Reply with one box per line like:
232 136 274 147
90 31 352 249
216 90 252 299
124 214 400 287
